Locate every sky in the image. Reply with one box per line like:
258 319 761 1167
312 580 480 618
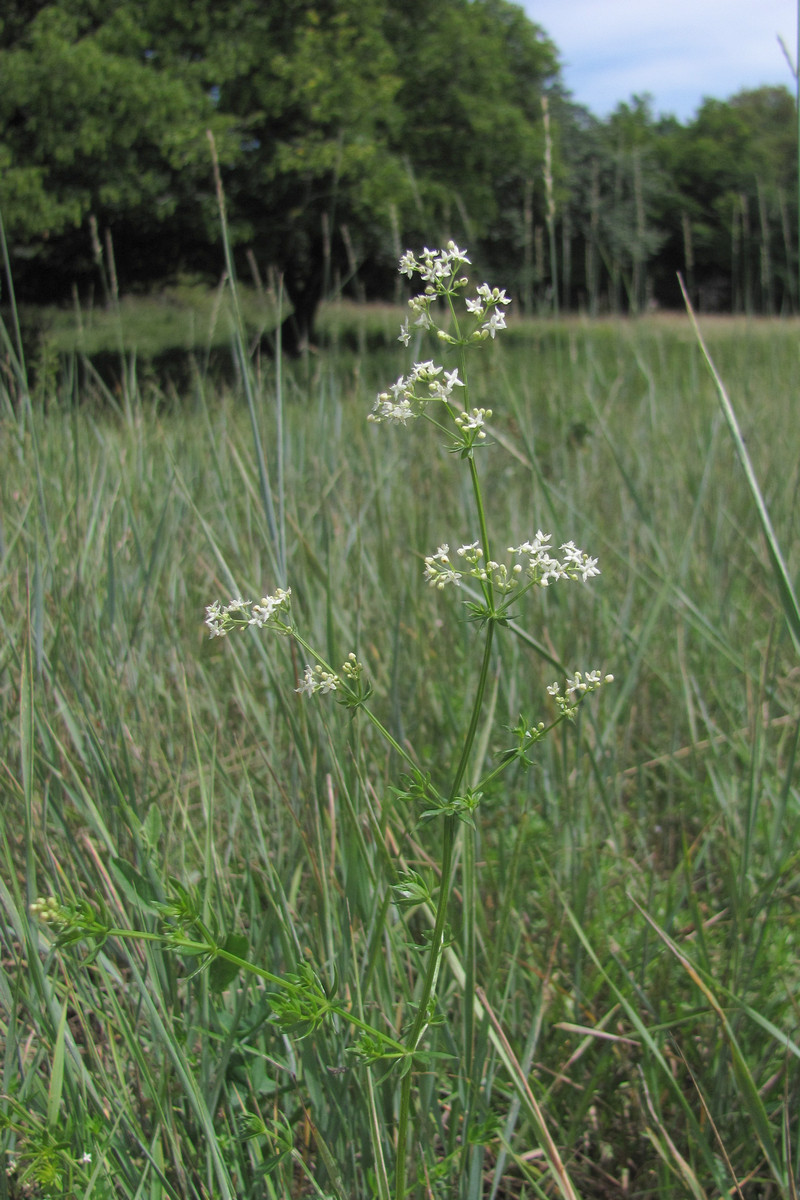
520 0 798 122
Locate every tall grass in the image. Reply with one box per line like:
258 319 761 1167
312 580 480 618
1 302 799 1199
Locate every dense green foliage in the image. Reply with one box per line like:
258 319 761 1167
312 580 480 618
0 0 558 344
1 303 799 1197
1 0 796 327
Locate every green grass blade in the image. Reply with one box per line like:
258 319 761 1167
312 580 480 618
46 1001 69 1130
680 277 800 658
633 896 789 1196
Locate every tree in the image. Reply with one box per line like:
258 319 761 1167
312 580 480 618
216 0 408 350
0 0 560 346
0 3 234 298
667 87 797 311
208 0 558 346
550 95 669 313
385 0 559 307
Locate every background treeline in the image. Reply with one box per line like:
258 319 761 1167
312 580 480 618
1 0 797 342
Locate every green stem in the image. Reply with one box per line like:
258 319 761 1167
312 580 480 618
290 629 419 771
461 814 476 1117
359 704 419 772
395 307 499 1197
468 455 492 595
394 618 496 1198
103 930 408 1056
205 946 406 1051
474 708 579 793
394 812 456 1199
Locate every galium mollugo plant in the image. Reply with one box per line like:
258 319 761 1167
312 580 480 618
32 242 612 1200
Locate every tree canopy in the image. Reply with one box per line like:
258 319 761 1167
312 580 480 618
0 0 558 341
0 0 796 328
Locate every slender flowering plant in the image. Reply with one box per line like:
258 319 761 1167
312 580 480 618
364 245 611 1195
37 243 611 1200
199 242 611 1197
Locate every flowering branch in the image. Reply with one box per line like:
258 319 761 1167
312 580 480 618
198 241 611 1200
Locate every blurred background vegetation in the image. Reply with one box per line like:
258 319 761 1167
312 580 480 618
1 0 798 358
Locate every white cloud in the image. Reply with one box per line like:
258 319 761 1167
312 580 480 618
522 0 796 119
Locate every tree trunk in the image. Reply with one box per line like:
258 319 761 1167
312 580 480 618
277 258 326 356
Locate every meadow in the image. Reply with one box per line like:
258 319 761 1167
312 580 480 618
1 283 799 1200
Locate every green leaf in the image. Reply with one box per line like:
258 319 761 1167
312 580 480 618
112 857 157 907
681 281 800 660
143 803 163 847
47 1000 69 1130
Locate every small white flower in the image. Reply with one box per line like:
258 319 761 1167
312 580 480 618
295 664 338 696
205 601 227 637
445 241 471 264
483 310 507 339
477 283 511 306
424 544 463 588
379 377 402 402
296 666 317 696
391 400 416 424
510 531 551 556
398 250 418 278
410 360 442 382
398 320 411 346
425 566 462 588
455 407 491 434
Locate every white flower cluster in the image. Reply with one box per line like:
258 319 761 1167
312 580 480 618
547 671 614 716
30 895 66 924
295 654 364 698
456 541 521 591
464 284 511 337
423 545 464 589
509 533 600 586
423 533 600 592
369 362 465 426
372 243 512 426
398 243 471 282
395 243 511 342
296 664 339 695
205 588 292 638
454 407 491 440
